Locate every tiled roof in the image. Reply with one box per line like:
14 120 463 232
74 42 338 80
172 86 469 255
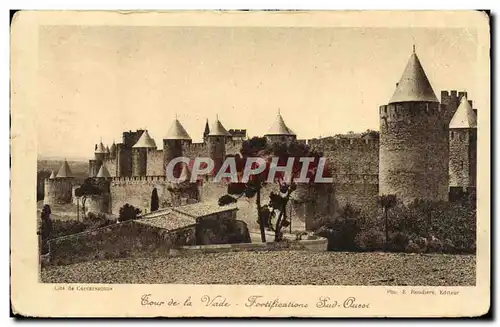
135 211 196 231
174 201 238 218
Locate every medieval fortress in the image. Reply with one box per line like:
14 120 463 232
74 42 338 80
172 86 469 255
43 49 477 229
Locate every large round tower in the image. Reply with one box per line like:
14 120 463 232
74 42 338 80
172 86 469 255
206 116 231 176
379 48 449 203
132 130 157 176
163 118 192 178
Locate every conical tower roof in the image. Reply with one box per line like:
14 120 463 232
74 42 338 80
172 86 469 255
203 119 210 138
266 113 296 136
450 95 477 129
49 171 56 179
56 160 73 178
109 141 116 154
165 119 192 140
208 117 231 137
96 163 111 178
132 130 157 148
95 141 106 154
389 49 439 104
105 145 110 153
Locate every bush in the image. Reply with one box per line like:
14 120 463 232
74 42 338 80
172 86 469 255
51 220 88 238
355 229 385 251
405 240 421 253
119 204 142 222
389 232 409 252
385 199 476 254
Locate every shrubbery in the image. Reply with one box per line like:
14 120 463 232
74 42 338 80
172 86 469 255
118 204 142 222
50 213 115 239
313 198 476 254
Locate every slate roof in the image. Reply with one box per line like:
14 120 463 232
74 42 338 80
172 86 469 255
389 50 439 104
132 130 157 148
56 160 73 178
266 113 296 136
450 95 477 129
207 118 231 137
96 163 111 178
165 119 192 140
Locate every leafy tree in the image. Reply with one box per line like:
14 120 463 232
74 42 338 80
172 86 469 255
119 203 142 222
40 205 52 240
218 137 270 242
39 204 52 255
378 194 397 250
218 138 332 243
74 178 102 218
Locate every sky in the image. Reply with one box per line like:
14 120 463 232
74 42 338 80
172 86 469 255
37 26 480 159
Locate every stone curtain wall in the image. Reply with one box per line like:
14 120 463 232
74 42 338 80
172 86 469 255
146 150 164 176
47 220 190 266
308 138 379 175
110 177 171 215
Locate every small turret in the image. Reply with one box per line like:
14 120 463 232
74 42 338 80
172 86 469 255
203 119 210 141
56 159 73 178
264 111 296 144
207 116 230 176
94 140 106 162
109 141 117 159
449 95 477 193
97 163 111 178
132 130 156 176
164 118 191 178
449 95 477 129
49 171 56 179
105 145 110 159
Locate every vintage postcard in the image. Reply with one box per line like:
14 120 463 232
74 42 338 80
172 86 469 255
10 10 490 317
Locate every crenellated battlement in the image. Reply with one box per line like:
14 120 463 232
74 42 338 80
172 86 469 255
111 175 168 184
308 137 379 151
379 102 443 120
441 90 468 105
182 142 208 151
44 177 74 185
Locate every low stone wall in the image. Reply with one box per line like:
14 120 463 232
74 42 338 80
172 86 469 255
47 220 195 266
45 218 251 266
178 236 328 254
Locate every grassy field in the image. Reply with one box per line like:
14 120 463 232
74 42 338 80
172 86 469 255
41 251 475 286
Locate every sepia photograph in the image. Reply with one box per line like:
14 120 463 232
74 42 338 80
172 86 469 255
11 10 490 317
